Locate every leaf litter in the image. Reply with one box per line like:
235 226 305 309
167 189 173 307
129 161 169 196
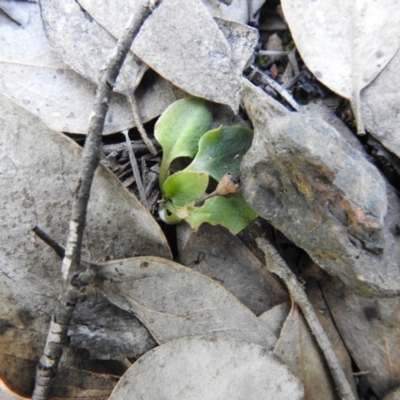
0 1 180 134
280 0 400 133
0 0 397 398
97 256 277 349
0 94 170 397
108 335 304 400
132 0 246 112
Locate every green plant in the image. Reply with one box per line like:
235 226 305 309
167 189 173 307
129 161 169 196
155 97 257 234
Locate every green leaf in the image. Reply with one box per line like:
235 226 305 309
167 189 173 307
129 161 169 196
158 201 185 225
184 193 258 235
163 171 209 207
155 97 212 186
185 125 253 181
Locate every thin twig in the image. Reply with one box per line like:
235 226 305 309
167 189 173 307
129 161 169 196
32 226 65 259
256 238 356 400
123 74 158 155
102 138 159 154
122 129 148 207
32 226 99 268
32 3 156 399
248 65 300 111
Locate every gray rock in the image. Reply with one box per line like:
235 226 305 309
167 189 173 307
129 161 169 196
240 79 400 297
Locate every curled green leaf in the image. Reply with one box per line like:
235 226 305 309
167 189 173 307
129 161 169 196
184 193 258 234
155 97 212 187
185 125 253 181
163 171 209 207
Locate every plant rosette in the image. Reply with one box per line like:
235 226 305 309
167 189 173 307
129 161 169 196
155 97 257 234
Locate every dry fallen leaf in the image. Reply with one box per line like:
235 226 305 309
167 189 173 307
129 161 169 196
0 0 30 25
97 256 277 349
132 0 244 112
77 0 145 41
79 0 258 80
69 289 157 361
0 1 180 134
179 224 288 316
362 47 400 159
259 302 290 337
321 275 400 399
40 0 146 94
0 94 170 397
274 306 339 400
281 0 400 133
109 335 304 400
201 0 266 24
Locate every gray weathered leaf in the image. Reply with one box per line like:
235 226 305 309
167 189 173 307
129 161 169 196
69 290 157 361
201 0 266 24
77 0 144 41
0 1 180 134
97 256 277 349
40 0 146 94
214 17 258 71
362 48 400 159
274 306 344 400
0 0 30 25
0 94 170 396
79 0 258 81
259 302 290 337
306 281 358 398
132 0 243 112
281 0 400 132
240 78 400 297
321 275 400 399
78 0 258 68
179 224 288 316
109 335 304 400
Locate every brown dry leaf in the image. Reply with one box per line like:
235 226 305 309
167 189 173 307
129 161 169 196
40 0 146 94
281 0 400 133
0 1 180 134
362 48 400 159
132 0 244 112
321 275 400 399
179 224 289 316
109 335 304 400
0 94 170 397
97 256 277 349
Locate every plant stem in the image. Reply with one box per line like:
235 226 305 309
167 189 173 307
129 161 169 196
31 3 156 399
256 237 356 400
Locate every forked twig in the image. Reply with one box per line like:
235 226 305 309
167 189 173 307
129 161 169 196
31 2 157 399
256 237 356 400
